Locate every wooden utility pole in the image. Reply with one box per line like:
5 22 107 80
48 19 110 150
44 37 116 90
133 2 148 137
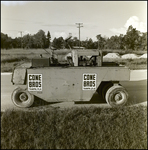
76 23 83 48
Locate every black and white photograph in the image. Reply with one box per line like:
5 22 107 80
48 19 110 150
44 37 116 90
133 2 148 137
1 1 147 149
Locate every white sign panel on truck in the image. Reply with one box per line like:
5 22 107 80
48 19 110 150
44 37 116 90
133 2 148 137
28 74 42 91
82 73 97 90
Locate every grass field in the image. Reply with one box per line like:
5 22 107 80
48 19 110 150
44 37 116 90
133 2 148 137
1 105 147 149
1 48 147 72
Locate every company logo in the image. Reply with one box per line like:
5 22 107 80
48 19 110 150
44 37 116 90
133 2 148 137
82 73 97 90
28 74 42 91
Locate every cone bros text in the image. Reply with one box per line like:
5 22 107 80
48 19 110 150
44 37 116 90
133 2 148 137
28 74 42 91
83 74 97 90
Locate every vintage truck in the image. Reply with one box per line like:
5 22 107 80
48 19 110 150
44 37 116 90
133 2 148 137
11 49 130 108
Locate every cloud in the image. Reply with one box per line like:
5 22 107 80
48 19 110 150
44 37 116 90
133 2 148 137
110 16 147 35
1 1 28 6
91 36 98 42
24 30 31 35
53 32 68 39
124 16 147 32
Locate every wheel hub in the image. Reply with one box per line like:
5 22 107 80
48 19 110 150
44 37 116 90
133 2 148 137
19 93 28 102
114 93 122 102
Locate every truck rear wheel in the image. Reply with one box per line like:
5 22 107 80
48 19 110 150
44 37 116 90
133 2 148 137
11 88 34 108
101 82 113 99
105 85 128 107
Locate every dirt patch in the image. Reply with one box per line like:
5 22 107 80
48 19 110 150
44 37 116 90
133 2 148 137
139 53 147 59
103 53 147 60
121 54 139 59
103 53 121 59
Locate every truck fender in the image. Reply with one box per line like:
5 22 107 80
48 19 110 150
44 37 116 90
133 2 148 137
11 68 27 85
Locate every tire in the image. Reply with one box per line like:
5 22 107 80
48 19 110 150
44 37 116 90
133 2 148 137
11 88 34 108
101 82 113 99
105 85 128 107
97 82 106 96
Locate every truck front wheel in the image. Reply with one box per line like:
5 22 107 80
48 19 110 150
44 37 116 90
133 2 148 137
105 85 128 107
11 88 34 108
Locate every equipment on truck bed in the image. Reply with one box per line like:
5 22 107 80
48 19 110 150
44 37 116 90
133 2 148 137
11 45 130 108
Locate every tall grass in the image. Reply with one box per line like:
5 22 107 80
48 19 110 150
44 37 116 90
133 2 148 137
1 55 29 63
116 58 147 69
1 105 147 149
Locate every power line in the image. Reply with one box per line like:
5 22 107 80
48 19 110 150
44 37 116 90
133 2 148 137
76 23 83 48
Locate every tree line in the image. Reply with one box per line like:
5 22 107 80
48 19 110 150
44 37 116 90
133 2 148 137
1 25 147 51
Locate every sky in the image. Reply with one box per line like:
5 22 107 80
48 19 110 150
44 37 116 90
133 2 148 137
1 1 147 41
